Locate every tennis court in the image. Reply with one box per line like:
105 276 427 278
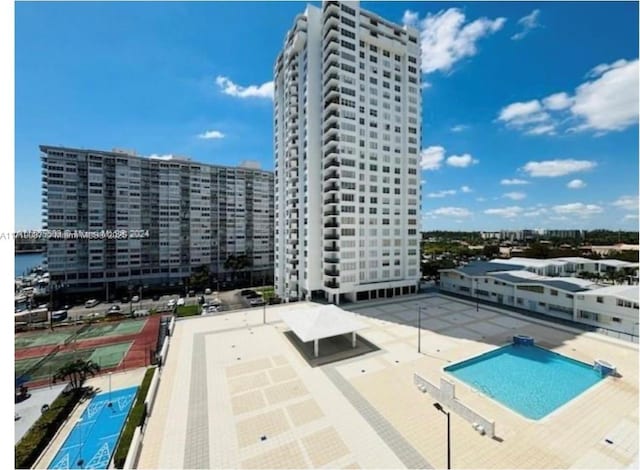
74 319 146 340
15 342 132 381
49 386 139 470
15 331 75 350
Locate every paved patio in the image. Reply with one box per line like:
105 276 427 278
136 294 638 469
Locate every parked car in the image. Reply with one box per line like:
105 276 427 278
177 298 185 306
244 291 260 299
121 296 129 303
206 305 219 314
240 289 255 296
249 297 265 307
133 309 150 318
167 299 177 308
51 310 68 322
204 288 212 295
187 290 195 297
84 299 99 308
131 295 140 303
151 294 160 301
108 305 121 313
210 297 222 307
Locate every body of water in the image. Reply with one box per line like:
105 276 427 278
15 252 45 278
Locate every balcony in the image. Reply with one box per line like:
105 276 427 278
324 219 339 228
324 208 339 216
324 268 340 277
324 182 339 193
324 280 339 289
323 1 339 13
323 170 339 182
324 245 339 252
323 158 339 170
324 256 339 263
324 195 339 205
324 231 339 240
323 121 339 134
323 134 339 147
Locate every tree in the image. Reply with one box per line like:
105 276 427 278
52 359 100 391
189 265 210 290
483 244 500 258
224 254 252 286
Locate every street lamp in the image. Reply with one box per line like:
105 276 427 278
417 306 423 353
433 402 451 470
475 278 479 312
77 417 84 468
108 372 113 407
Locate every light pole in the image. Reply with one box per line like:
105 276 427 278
263 301 266 325
108 372 113 407
77 417 84 468
475 278 479 312
417 306 422 353
433 402 451 469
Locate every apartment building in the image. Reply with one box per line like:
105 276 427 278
439 260 639 336
41 145 274 294
274 0 422 304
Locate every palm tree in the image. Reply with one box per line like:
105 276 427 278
53 359 101 391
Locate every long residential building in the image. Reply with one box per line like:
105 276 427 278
274 0 422 304
41 145 274 294
439 259 640 336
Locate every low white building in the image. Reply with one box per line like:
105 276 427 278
489 256 638 277
439 261 639 337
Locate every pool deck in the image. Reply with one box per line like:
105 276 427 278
136 293 638 469
33 367 148 469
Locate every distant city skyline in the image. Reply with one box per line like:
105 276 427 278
15 1 639 231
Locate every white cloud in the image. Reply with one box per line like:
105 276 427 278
543 92 573 110
612 195 639 211
484 206 523 218
427 189 457 198
197 130 225 140
552 203 603 217
503 191 526 200
567 179 586 189
215 76 274 99
460 185 472 193
446 154 478 167
402 10 419 27
416 8 506 74
523 208 548 217
586 59 629 79
511 9 541 41
521 159 596 177
624 214 639 221
450 124 468 132
526 124 556 135
570 59 639 132
500 178 529 185
427 206 472 217
476 197 486 202
420 146 446 170
498 58 638 135
421 81 432 90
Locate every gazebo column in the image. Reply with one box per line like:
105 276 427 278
314 338 319 357
352 332 356 348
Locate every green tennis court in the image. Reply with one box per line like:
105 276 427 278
15 330 76 350
15 341 132 381
75 319 146 340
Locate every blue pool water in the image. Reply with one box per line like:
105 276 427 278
445 344 603 420
49 386 139 469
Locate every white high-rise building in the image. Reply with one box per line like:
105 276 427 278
274 0 422 303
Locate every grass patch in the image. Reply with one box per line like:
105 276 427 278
113 367 155 468
176 305 200 317
15 388 84 469
256 286 275 300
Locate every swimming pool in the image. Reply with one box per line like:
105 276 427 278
444 344 603 420
49 386 138 469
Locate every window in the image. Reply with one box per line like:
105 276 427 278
612 317 621 323
596 296 604 304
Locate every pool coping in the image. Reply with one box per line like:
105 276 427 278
439 342 611 424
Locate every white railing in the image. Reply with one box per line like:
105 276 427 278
414 373 496 437
123 426 143 470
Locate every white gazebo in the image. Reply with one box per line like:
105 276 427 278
279 304 368 357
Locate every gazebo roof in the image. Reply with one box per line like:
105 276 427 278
279 304 368 342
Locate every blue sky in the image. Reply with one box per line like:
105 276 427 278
14 1 639 231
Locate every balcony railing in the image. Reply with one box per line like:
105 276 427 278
324 196 339 204
324 280 339 289
323 171 339 181
324 220 339 228
324 257 339 263
324 208 339 216
324 183 339 192
324 232 339 240
324 268 340 277
324 245 339 252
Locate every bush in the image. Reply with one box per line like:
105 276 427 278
15 388 84 469
113 367 155 468
176 305 199 317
